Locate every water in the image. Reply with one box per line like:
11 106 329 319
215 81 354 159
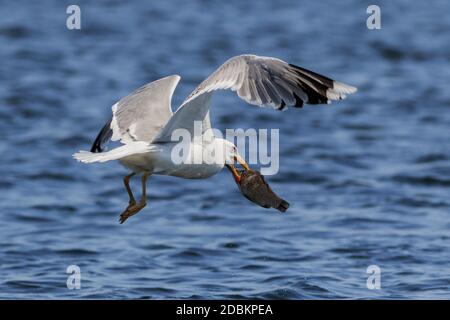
1 0 449 299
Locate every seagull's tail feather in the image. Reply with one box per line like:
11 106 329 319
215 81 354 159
73 142 157 163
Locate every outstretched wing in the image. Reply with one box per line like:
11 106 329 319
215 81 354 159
155 54 356 141
90 75 180 152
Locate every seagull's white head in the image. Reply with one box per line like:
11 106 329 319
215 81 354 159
214 138 239 165
214 138 251 184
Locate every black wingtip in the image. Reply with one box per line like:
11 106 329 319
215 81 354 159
288 63 333 105
90 118 112 153
90 144 101 153
277 100 287 111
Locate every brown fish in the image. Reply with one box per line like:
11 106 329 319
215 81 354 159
236 169 289 212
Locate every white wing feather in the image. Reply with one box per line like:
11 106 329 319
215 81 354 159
155 54 356 141
73 142 157 163
111 75 180 143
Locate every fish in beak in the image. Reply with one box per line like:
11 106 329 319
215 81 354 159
227 164 289 213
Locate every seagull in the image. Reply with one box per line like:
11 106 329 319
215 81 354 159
73 54 356 223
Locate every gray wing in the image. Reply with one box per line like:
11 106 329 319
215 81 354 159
155 54 356 141
91 75 180 152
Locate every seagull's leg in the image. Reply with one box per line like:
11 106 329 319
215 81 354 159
226 164 241 183
123 173 136 205
119 172 151 224
120 173 137 217
139 172 151 207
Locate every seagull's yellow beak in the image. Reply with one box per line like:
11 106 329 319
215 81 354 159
234 154 251 171
226 164 241 183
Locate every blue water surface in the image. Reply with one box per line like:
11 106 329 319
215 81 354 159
0 0 449 299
